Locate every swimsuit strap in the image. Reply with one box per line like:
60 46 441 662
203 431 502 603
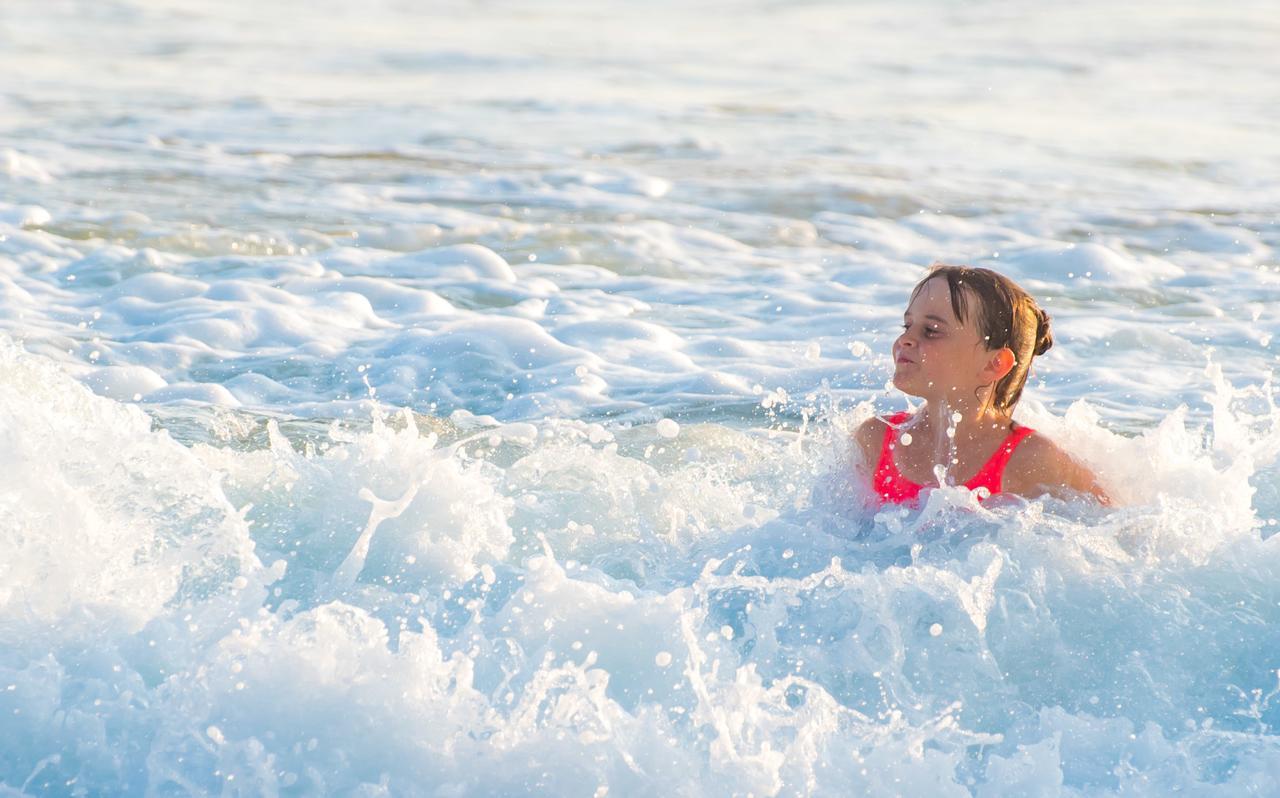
874 411 922 503
878 411 913 466
875 411 1035 503
964 424 1036 492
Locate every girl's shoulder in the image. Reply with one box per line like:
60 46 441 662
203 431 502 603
854 412 911 443
1003 429 1060 471
1003 430 1111 503
853 413 909 469
853 416 889 469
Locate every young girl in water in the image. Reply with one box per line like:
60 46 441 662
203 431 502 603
854 263 1110 506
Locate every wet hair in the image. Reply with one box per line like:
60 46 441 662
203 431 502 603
909 263 1053 413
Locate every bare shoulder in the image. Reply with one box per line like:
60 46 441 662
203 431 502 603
1004 430 1112 505
1005 431 1070 472
852 416 889 471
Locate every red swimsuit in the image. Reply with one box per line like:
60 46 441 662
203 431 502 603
874 411 1035 505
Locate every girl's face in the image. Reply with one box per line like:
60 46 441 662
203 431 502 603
892 277 998 401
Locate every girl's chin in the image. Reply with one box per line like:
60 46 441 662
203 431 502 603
891 373 929 398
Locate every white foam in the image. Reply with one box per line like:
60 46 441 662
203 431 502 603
2 0 1278 790
0 337 264 628
376 243 518 282
1000 241 1184 286
0 203 52 227
79 364 168 400
0 148 54 183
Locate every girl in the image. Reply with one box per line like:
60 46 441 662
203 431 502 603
854 263 1110 506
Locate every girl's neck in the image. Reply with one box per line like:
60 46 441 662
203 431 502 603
906 395 1013 485
914 394 1012 439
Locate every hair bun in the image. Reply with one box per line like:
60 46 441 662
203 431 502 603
1033 307 1053 356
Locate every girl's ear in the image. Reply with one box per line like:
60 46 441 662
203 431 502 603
983 347 1016 382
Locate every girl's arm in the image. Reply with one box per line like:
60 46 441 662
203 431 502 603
1004 434 1113 505
852 417 888 477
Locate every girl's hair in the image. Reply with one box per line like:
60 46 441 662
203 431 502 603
910 263 1053 413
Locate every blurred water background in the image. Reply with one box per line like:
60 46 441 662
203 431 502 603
2 0 1280 794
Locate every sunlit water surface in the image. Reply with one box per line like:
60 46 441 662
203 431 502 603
2 0 1280 794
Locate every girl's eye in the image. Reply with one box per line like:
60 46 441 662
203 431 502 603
901 323 940 337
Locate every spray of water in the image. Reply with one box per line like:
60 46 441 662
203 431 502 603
3 337 1280 794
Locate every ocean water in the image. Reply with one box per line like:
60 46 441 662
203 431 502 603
3 0 1280 794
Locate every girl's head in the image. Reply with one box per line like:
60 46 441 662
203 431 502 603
892 263 1053 414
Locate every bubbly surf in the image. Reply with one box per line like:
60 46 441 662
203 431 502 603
2 0 1279 794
